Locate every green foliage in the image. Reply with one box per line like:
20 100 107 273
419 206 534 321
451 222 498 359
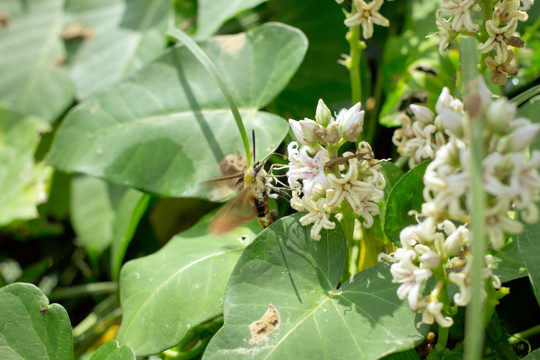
117 218 260 355
203 213 427 359
0 283 73 360
384 161 429 245
0 0 75 123
0 107 52 226
48 23 305 199
0 0 539 359
89 340 135 360
64 0 170 100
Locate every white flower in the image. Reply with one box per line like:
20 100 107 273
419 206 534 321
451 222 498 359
520 0 534 10
390 248 432 311
335 102 364 142
287 143 328 197
440 0 479 32
326 155 384 227
344 0 390 39
477 18 518 63
419 298 454 327
435 87 465 137
291 192 335 241
436 10 457 56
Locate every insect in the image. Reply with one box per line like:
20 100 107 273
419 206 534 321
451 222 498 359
209 152 276 235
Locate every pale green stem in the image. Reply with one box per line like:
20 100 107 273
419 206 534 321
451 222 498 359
167 28 252 166
508 324 540 345
461 37 487 358
49 282 117 300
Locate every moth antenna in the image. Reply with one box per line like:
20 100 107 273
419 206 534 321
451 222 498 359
252 129 256 162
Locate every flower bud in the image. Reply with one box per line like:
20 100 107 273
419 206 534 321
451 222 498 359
437 109 464 137
486 98 515 133
420 251 441 269
505 119 540 152
410 104 434 124
315 99 332 127
289 118 318 146
443 226 467 256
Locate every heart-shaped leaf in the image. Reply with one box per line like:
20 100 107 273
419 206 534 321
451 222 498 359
48 23 307 199
518 205 540 305
0 107 52 226
0 0 74 122
64 0 169 99
89 340 135 360
203 213 427 359
117 219 260 355
195 0 266 39
0 282 73 360
384 161 429 245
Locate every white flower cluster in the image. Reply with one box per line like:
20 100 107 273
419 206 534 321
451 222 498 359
285 100 385 240
383 79 540 328
437 0 533 85
392 102 448 168
341 0 389 39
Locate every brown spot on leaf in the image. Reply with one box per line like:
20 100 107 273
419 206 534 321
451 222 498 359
249 304 280 344
61 23 94 42
0 11 11 28
215 33 246 56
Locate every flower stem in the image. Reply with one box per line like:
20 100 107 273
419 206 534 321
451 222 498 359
167 28 252 166
460 37 488 360
479 0 493 75
344 9 365 106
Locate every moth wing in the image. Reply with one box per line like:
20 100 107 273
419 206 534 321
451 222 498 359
209 184 257 235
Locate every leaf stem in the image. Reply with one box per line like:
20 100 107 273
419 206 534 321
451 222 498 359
48 282 117 300
167 28 252 166
509 324 540 345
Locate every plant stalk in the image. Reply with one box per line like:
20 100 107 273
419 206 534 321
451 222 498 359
167 28 252 166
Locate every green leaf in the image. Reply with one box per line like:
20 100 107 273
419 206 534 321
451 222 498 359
71 176 147 267
117 219 259 356
203 213 427 360
64 0 169 99
518 207 540 304
0 282 73 360
384 161 429 245
70 176 118 259
195 0 266 39
0 0 74 122
382 349 421 360
89 340 135 360
365 161 405 241
48 23 307 199
0 107 53 226
111 192 150 281
522 348 540 360
491 238 527 283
